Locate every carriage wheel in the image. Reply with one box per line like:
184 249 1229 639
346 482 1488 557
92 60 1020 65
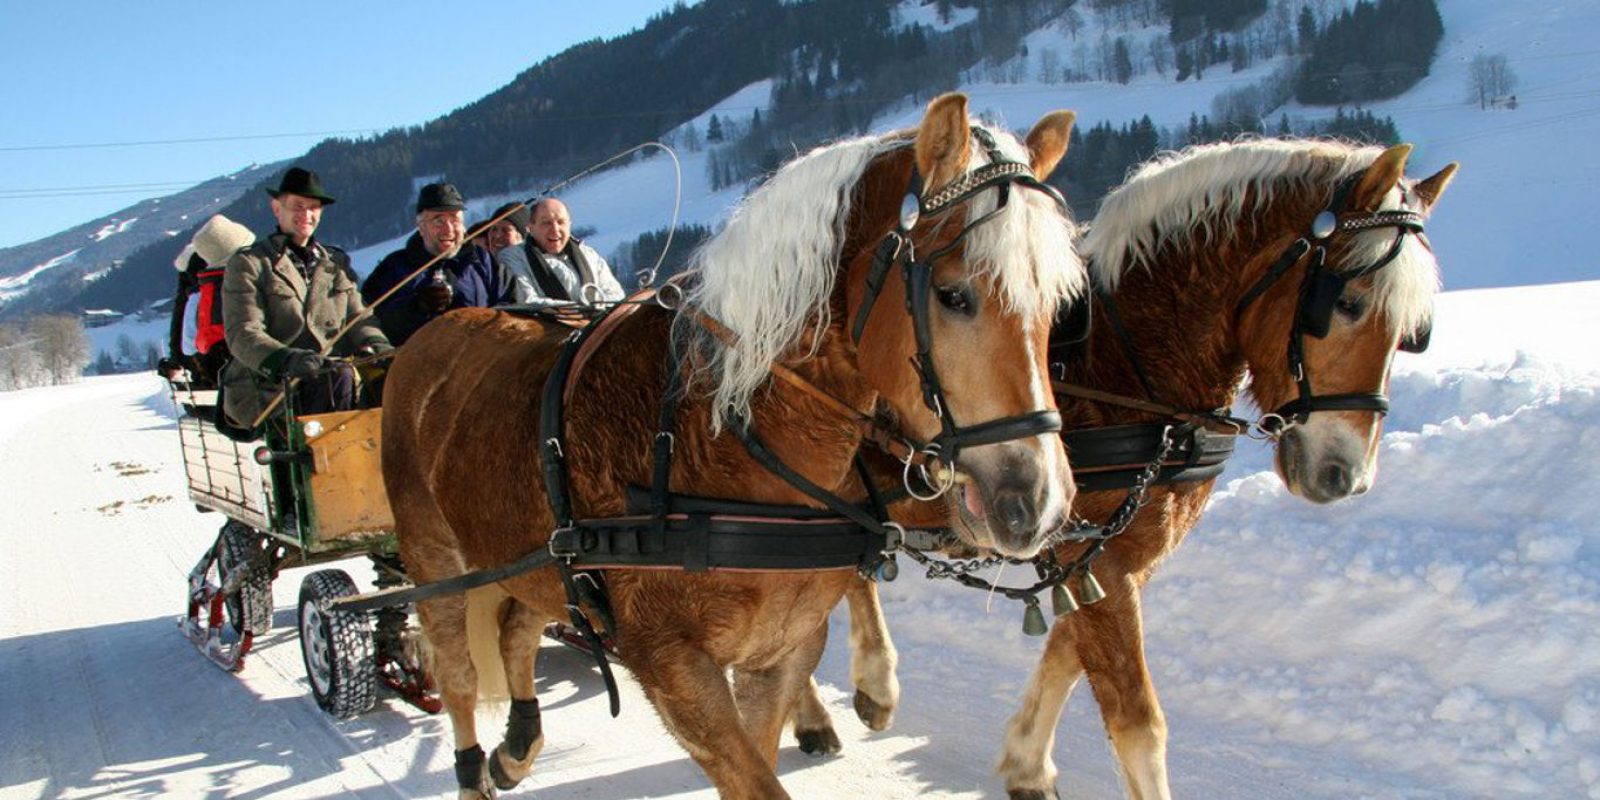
297 569 377 718
217 521 274 635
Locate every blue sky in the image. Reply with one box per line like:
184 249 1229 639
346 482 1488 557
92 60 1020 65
0 2 683 249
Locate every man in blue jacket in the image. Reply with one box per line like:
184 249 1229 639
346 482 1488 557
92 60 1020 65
361 183 518 346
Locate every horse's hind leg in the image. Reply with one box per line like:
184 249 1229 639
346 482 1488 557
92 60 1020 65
414 594 495 799
845 578 899 731
998 619 1086 800
736 620 831 763
790 676 842 755
635 641 791 799
1074 580 1170 800
488 598 548 792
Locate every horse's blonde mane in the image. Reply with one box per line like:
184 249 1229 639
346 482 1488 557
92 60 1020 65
684 122 1083 428
1084 138 1438 336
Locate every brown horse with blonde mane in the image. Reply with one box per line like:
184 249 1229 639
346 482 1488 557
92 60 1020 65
380 93 1086 798
799 138 1458 799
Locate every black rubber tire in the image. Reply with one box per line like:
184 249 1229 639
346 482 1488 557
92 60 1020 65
297 569 377 718
216 521 273 635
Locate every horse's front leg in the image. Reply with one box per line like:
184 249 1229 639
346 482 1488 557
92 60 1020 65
487 598 550 792
633 639 792 799
1074 574 1169 800
998 610 1086 800
735 620 831 764
846 577 899 731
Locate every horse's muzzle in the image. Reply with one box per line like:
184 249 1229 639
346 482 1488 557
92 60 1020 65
954 442 1072 558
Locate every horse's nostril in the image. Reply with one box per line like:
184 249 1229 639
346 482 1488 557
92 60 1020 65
996 493 1037 537
1319 462 1353 497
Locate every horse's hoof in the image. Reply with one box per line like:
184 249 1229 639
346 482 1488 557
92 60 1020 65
796 726 842 756
853 689 895 732
1007 789 1058 800
488 749 518 792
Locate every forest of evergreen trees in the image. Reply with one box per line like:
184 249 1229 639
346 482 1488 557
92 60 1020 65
62 0 1442 318
1043 108 1400 220
1294 0 1444 105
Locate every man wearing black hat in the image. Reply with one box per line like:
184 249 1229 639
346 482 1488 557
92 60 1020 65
361 182 519 346
219 166 390 431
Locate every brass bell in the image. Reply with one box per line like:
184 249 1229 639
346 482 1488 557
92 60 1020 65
1051 583 1079 616
1021 598 1049 636
1076 571 1106 605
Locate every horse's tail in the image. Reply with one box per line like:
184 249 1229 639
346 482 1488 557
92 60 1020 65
466 584 512 701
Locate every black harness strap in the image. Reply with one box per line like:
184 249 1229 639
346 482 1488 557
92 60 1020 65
1064 423 1235 492
1098 288 1161 404
538 303 626 718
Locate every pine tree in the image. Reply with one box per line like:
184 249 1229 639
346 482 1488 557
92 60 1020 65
1113 38 1134 84
707 114 724 143
1297 5 1317 53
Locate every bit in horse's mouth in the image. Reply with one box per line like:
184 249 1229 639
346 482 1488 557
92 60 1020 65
957 481 986 522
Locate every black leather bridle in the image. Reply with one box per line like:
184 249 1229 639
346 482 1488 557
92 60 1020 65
1235 167 1432 433
850 128 1070 495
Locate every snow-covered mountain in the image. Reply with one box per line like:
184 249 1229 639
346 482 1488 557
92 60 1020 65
38 0 1600 359
0 163 283 317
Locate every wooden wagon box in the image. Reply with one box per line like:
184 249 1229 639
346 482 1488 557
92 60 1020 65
301 408 395 546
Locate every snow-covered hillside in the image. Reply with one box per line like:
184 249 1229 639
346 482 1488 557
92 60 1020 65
3 279 1595 799
86 0 1594 362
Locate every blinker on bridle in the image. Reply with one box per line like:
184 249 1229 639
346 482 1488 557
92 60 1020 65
851 128 1069 499
1235 167 1433 436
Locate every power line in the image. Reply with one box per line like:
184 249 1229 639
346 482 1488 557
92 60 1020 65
0 128 383 153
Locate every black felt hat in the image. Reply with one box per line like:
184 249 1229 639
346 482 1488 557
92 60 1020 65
490 202 531 230
266 166 336 205
416 182 466 214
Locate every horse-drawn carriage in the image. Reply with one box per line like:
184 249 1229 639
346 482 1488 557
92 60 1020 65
172 375 437 718
164 91 1457 799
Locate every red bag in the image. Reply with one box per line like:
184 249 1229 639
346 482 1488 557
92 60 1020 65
194 268 226 354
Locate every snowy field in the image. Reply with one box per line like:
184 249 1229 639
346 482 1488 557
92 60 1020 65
1 279 1595 799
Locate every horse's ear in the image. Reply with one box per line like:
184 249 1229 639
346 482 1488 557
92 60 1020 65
1412 162 1459 211
1350 143 1412 211
1024 110 1076 181
916 93 972 190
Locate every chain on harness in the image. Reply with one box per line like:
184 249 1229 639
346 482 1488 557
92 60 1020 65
901 423 1181 635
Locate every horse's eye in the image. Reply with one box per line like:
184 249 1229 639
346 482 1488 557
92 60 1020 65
1334 294 1365 320
935 284 975 315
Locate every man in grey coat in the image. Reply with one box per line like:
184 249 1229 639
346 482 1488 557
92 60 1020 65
219 167 390 431
496 197 626 308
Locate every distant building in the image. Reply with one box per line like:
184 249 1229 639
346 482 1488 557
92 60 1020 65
82 309 124 328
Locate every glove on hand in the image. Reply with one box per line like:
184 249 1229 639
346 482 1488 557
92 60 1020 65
418 281 454 313
281 349 331 380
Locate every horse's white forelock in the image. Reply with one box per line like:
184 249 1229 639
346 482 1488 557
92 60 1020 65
684 123 1084 429
1084 138 1438 337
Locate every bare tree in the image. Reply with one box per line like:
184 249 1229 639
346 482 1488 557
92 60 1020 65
1060 8 1084 41
1096 32 1115 82
1148 35 1172 77
1038 47 1062 83
0 324 41 390
117 333 139 365
1468 53 1519 109
29 315 89 385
